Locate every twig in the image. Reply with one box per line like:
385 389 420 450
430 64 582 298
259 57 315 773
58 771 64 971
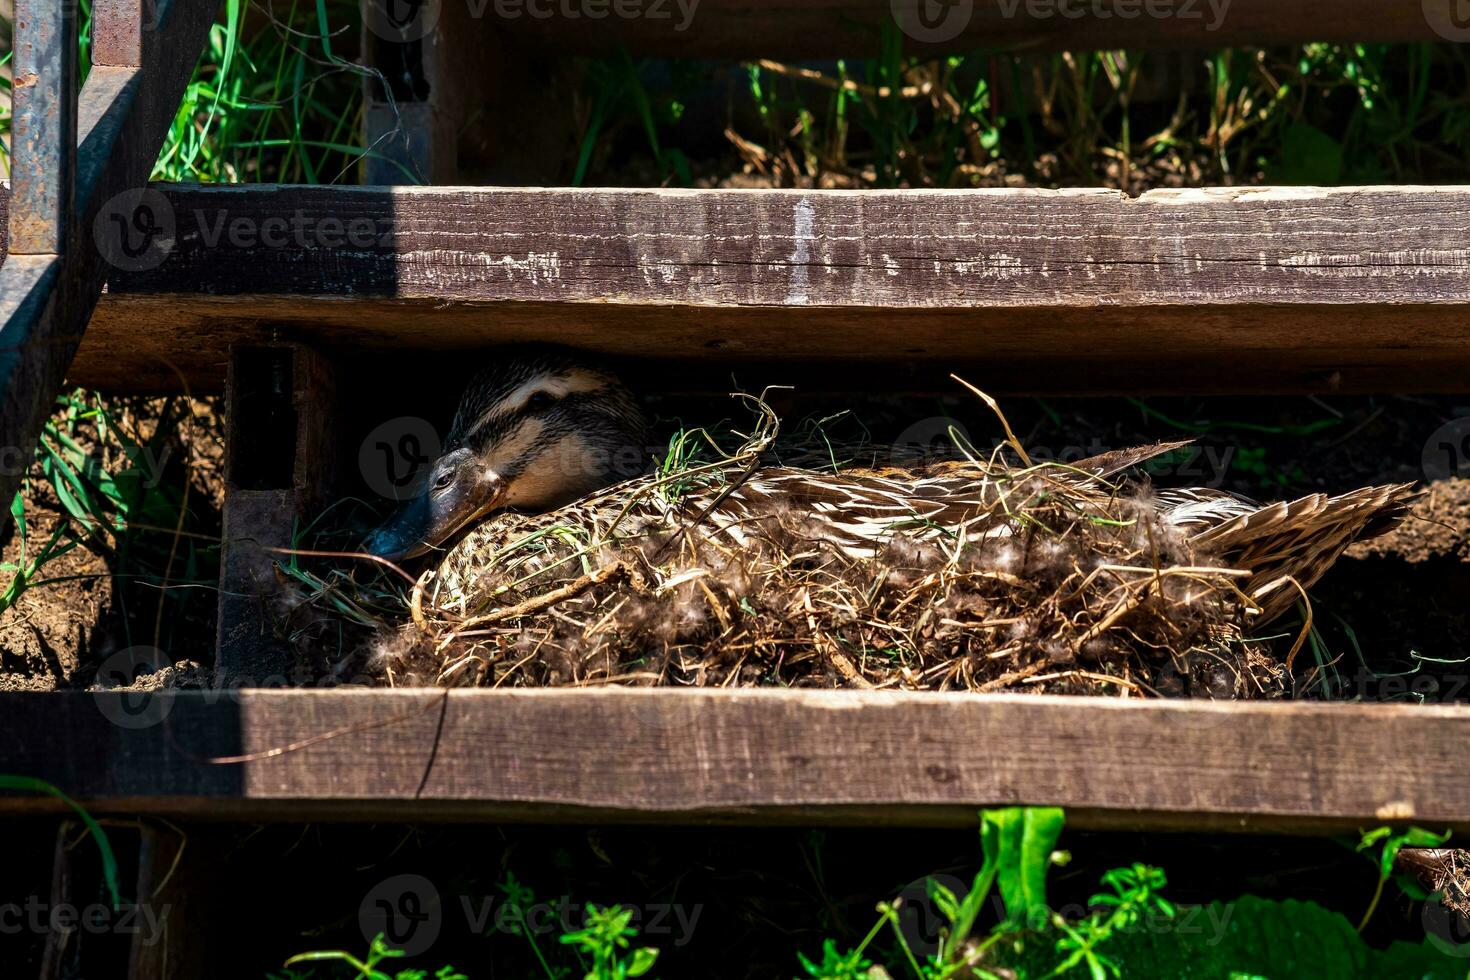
979 658 1061 692
1282 577 1312 672
952 375 1032 466
450 562 631 631
1073 585 1152 656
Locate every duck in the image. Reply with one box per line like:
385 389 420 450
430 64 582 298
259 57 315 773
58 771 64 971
364 346 1416 629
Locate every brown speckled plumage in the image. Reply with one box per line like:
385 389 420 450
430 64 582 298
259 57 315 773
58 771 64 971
428 446 1416 628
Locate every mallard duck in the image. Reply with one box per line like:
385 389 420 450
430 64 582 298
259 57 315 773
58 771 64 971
365 347 1415 627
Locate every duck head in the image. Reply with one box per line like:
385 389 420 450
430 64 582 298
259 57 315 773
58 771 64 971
364 348 648 561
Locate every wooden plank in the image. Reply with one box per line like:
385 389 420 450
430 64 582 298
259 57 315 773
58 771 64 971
216 344 341 682
38 822 208 980
471 0 1462 58
359 0 580 184
360 0 474 184
128 824 211 980
62 183 1470 394
0 0 218 520
1 689 1468 832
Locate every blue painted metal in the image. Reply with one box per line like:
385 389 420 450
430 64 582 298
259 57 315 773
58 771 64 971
8 0 79 255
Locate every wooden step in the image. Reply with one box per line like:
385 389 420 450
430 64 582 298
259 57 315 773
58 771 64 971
59 182 1470 394
2 688 1467 831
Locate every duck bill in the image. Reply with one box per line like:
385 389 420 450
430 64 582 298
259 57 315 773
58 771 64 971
364 463 506 562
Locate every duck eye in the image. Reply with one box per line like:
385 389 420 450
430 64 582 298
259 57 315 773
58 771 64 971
432 470 454 491
526 391 554 412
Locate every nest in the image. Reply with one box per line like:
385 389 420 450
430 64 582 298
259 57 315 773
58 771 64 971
367 398 1284 699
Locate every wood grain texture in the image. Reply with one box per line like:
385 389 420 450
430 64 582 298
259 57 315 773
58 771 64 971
2 689 1469 832
481 0 1460 57
63 183 1470 394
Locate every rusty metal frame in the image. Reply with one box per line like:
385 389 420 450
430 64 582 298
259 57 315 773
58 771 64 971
0 0 219 516
8 0 79 255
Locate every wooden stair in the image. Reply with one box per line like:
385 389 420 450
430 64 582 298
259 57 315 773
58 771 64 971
0 0 1465 842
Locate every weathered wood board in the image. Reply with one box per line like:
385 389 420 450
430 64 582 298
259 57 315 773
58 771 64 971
2 689 1468 832
57 183 1470 394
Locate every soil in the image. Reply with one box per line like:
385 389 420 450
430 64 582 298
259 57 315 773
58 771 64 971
0 488 114 690
0 396 224 692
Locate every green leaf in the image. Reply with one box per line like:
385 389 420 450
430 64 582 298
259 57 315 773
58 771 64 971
986 806 1066 927
627 947 658 976
0 776 121 908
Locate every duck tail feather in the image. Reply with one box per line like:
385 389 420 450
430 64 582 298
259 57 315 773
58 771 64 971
1185 482 1420 624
